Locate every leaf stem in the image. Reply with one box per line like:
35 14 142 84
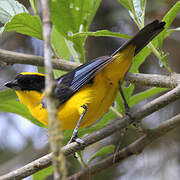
64 38 80 63
110 106 123 118
148 42 162 60
76 152 88 167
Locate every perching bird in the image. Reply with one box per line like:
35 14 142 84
5 20 165 142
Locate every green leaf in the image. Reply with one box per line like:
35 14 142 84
123 83 135 100
146 2 180 72
165 27 180 38
87 145 115 163
0 1 42 39
29 0 38 15
118 0 132 11
51 27 71 78
130 47 148 72
33 166 53 180
161 27 180 44
119 1 180 73
115 92 125 113
162 1 180 32
81 110 117 135
130 26 165 74
50 0 101 38
0 89 45 127
38 66 45 74
0 0 28 23
118 0 146 27
73 30 131 39
115 83 134 113
51 27 71 60
129 0 146 27
129 87 167 107
138 2 180 71
159 52 171 72
53 70 66 79
158 1 180 47
4 13 42 39
85 0 102 30
51 26 71 78
50 0 102 62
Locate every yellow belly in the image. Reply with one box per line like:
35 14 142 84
57 74 118 129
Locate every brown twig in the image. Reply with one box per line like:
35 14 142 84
0 48 180 89
0 48 79 71
40 0 66 179
126 72 180 88
0 85 180 180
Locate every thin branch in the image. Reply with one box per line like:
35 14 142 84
0 145 49 175
132 85 180 121
0 153 52 180
40 0 66 179
1 85 180 180
0 48 180 88
0 49 79 71
126 72 179 88
67 114 180 180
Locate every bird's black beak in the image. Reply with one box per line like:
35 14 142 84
4 79 20 90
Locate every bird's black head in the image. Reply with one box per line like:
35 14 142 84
5 73 45 92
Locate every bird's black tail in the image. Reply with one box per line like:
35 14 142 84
111 20 165 56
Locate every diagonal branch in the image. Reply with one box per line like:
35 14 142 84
0 85 180 180
67 114 180 180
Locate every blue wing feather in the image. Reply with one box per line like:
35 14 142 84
55 56 115 103
57 56 113 91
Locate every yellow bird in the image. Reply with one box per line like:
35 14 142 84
5 20 165 143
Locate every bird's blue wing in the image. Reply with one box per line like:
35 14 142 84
55 56 115 103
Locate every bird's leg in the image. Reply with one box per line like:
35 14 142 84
118 82 139 127
118 81 131 117
68 105 87 145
